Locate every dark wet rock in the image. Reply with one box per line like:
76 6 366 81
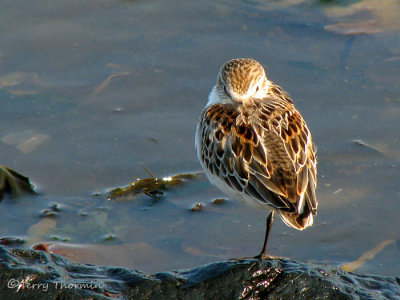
0 165 36 200
1 246 400 299
0 237 25 247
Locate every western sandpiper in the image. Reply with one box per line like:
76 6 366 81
195 58 317 259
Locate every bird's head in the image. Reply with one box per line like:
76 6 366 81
212 58 270 105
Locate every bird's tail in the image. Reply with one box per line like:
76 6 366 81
278 209 314 230
278 175 318 230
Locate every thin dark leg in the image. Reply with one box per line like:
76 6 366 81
254 210 275 260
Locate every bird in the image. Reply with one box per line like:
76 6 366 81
195 58 317 259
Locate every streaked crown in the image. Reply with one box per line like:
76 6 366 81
218 58 267 101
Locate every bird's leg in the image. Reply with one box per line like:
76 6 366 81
254 210 275 260
230 210 278 261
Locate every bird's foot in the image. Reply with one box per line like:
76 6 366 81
230 252 282 261
253 252 281 260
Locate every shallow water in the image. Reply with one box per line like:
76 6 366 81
1 0 400 276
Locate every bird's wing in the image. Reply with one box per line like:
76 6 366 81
257 100 318 215
198 101 317 216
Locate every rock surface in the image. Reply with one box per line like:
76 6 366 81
0 165 36 200
1 246 399 299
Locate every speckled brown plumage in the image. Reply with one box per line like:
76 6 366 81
195 58 317 257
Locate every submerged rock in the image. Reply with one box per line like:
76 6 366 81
0 246 399 299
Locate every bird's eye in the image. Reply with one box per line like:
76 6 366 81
224 85 228 94
256 86 259 92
